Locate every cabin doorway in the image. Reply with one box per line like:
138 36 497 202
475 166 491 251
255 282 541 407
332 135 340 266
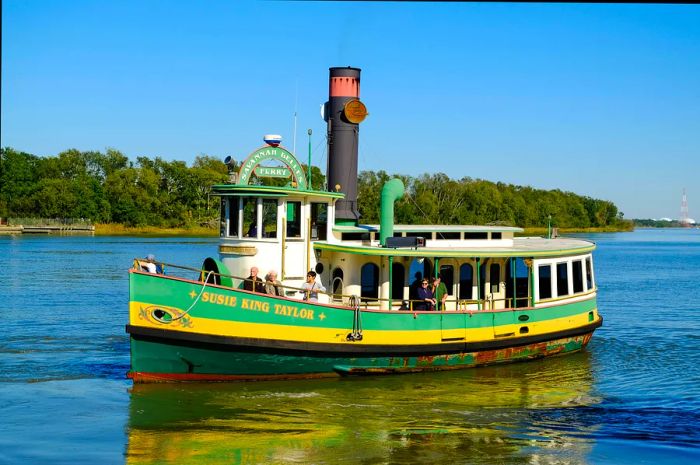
485 259 517 338
483 260 506 310
505 258 530 309
437 259 466 341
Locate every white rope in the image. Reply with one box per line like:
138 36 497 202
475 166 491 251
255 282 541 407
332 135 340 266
170 270 213 321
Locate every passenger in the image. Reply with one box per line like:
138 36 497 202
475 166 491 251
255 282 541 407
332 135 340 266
432 274 448 311
415 278 436 310
141 254 157 273
246 223 257 237
265 270 284 297
409 272 423 301
243 266 265 293
300 270 326 302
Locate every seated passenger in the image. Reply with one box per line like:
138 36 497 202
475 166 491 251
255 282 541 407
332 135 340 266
265 270 284 296
243 266 265 293
141 254 157 273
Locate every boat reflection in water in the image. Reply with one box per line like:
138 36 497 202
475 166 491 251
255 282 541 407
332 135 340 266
126 352 600 464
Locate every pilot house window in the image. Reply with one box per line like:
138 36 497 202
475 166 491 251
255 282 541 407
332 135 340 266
262 199 277 238
311 203 327 240
286 201 301 238
243 197 258 238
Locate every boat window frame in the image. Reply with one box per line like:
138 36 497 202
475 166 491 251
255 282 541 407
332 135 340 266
537 263 553 301
361 262 380 300
572 259 584 294
310 202 328 241
285 200 303 240
556 262 570 297
586 256 595 291
459 262 474 300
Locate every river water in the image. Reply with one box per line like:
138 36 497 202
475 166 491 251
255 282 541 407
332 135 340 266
1 229 699 464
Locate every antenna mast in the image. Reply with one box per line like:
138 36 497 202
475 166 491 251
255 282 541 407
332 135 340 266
292 80 299 155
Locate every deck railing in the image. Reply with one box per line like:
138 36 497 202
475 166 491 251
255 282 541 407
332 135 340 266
133 259 535 312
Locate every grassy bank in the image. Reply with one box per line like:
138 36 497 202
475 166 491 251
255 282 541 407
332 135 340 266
94 223 218 237
520 225 634 236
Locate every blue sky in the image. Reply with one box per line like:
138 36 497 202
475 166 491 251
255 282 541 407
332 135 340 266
3 1 699 220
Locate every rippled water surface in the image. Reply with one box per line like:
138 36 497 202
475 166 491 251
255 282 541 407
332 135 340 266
1 229 699 464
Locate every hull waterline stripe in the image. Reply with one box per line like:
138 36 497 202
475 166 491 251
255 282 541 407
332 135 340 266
126 317 602 357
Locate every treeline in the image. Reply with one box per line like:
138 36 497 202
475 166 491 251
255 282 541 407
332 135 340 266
0 147 229 226
1 148 629 230
358 171 630 229
633 219 692 228
0 147 323 227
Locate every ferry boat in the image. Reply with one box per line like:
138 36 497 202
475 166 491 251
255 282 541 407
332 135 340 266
126 67 602 382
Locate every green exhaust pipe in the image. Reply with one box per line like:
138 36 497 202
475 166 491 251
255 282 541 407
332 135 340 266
379 178 405 246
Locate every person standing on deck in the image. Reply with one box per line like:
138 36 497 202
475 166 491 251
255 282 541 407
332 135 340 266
300 270 325 302
415 278 436 310
432 274 448 311
244 266 265 293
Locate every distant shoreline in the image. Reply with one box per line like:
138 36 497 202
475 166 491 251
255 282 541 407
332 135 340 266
94 223 218 237
1 223 639 237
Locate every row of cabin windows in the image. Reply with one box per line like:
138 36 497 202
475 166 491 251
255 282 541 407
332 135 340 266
340 257 591 304
341 231 503 241
349 258 529 304
537 257 594 300
222 197 328 240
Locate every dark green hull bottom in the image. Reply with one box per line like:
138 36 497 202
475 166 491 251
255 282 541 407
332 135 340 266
127 330 596 382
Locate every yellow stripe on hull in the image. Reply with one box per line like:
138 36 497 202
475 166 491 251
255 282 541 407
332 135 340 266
130 301 599 346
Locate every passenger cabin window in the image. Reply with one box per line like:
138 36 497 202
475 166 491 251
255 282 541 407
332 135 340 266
341 232 370 241
361 263 379 299
392 263 405 300
490 264 501 293
572 260 584 293
557 263 569 297
464 232 488 240
262 199 277 238
436 232 460 240
491 232 502 240
220 198 227 237
243 197 258 238
586 257 594 290
286 201 301 238
539 264 552 300
440 265 454 296
459 264 473 300
227 198 240 237
311 203 328 240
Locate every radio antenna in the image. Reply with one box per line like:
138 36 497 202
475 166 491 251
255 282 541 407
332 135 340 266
292 79 299 155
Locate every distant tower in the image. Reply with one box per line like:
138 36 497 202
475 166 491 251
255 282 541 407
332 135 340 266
680 188 690 227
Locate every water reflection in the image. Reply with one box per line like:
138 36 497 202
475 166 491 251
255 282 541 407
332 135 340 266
126 352 600 464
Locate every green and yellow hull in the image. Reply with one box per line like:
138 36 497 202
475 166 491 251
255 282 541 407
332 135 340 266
127 270 602 382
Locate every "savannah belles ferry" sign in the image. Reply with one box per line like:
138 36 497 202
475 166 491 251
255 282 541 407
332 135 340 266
237 146 307 189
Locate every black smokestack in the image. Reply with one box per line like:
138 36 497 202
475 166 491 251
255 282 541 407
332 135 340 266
326 66 364 225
